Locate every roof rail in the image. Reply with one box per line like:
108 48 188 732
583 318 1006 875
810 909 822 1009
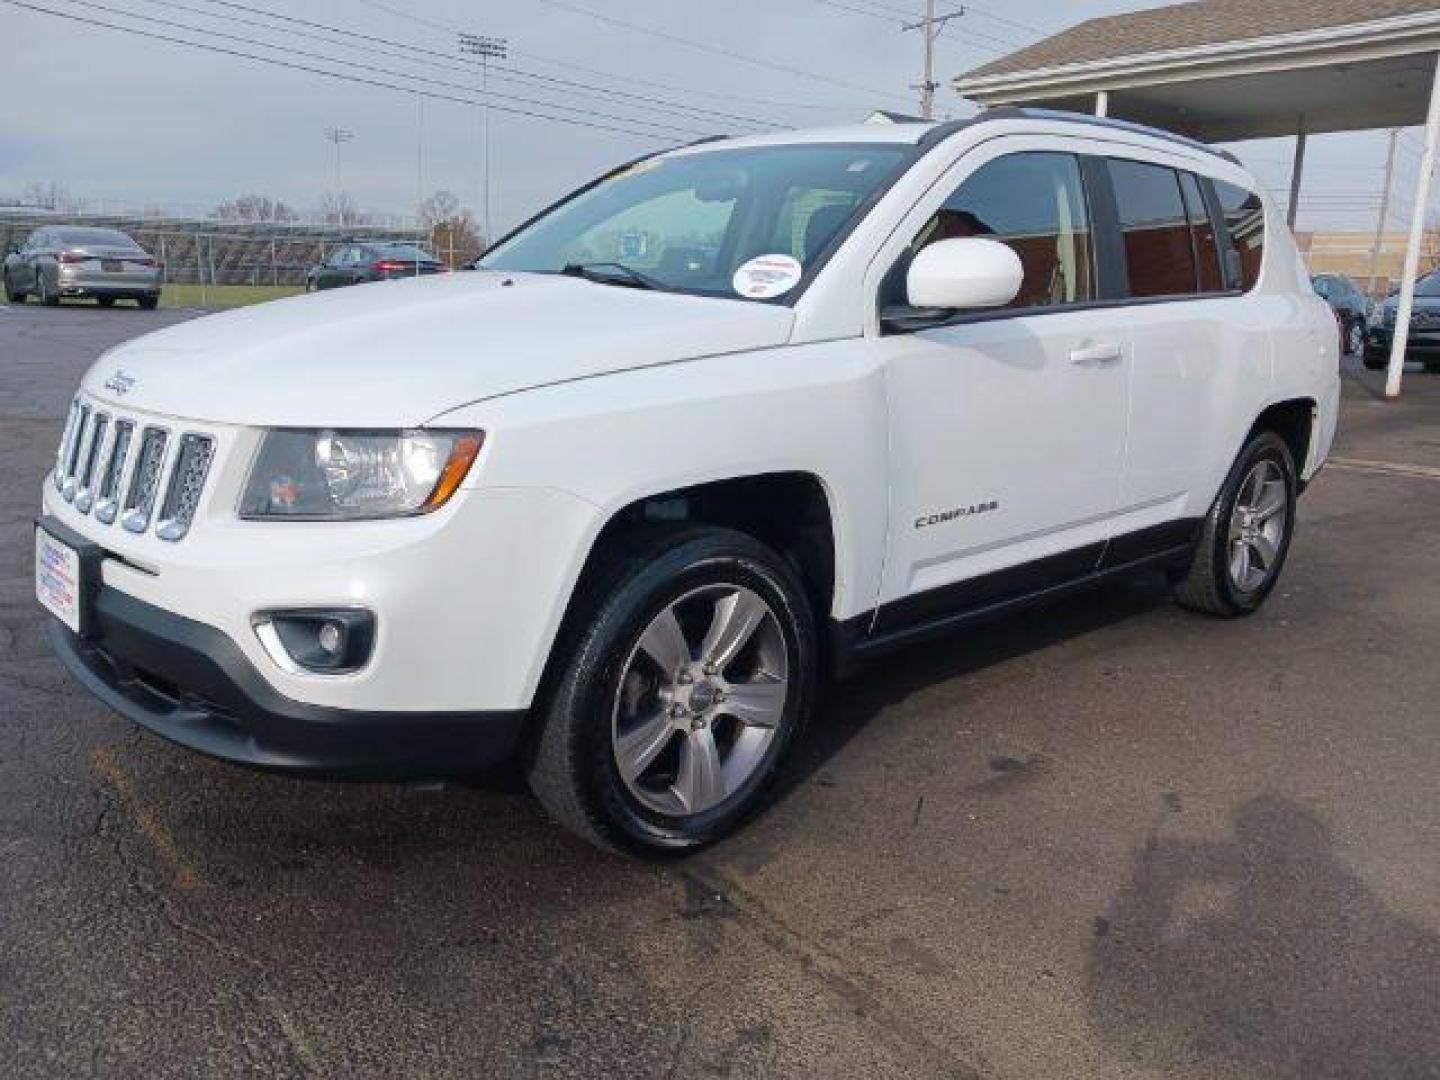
980 107 1240 164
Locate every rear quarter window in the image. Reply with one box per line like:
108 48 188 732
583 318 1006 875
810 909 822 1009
1214 180 1265 291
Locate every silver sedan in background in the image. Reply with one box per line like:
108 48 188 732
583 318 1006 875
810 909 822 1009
3 226 162 308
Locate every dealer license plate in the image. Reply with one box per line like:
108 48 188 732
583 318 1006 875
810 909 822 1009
35 525 83 633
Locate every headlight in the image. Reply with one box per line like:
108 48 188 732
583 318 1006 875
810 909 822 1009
240 429 483 520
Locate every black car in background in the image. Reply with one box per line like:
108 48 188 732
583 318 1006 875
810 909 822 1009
1311 273 1369 358
1367 268 1440 373
305 241 445 292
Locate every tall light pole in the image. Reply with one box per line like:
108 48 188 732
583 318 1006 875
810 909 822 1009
458 32 507 244
903 3 964 119
322 126 354 199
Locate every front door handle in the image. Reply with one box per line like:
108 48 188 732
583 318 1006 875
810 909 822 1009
1070 342 1123 367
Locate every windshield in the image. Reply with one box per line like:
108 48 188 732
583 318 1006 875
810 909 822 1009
479 143 911 302
1416 271 1440 297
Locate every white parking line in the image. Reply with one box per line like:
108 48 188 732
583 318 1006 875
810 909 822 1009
1329 457 1440 482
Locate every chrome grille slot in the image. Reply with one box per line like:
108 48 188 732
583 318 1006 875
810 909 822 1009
95 420 133 525
156 435 216 542
74 414 109 513
54 400 82 491
121 428 169 534
61 403 92 502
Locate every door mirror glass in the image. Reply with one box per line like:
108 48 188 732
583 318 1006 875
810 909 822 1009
906 237 1024 311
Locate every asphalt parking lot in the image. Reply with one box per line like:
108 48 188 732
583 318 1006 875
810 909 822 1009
3 299 1439 1079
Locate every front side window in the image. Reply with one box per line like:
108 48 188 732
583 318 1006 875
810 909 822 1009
898 151 1095 311
1214 180 1265 291
1109 159 1196 298
481 144 909 302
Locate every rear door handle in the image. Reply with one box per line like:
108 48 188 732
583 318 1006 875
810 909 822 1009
1069 342 1124 367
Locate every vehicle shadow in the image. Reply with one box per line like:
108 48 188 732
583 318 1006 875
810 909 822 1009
778 568 1174 795
1087 795 1440 1078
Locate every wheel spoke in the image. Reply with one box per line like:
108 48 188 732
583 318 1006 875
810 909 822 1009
1252 532 1278 569
674 727 726 813
638 607 690 674
1230 541 1251 586
1254 481 1286 522
722 678 786 728
1242 466 1265 509
699 589 768 670
615 710 676 782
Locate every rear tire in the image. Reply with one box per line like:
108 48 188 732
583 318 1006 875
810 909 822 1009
1346 320 1365 357
1174 431 1297 617
38 270 59 306
137 294 158 310
2 271 22 303
97 296 115 308
1363 350 1386 371
527 527 816 857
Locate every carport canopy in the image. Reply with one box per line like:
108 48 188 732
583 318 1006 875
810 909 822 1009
955 0 1440 398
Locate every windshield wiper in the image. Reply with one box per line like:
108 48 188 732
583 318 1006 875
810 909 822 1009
560 261 665 291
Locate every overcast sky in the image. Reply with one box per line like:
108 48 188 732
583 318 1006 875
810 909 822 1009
0 0 1427 235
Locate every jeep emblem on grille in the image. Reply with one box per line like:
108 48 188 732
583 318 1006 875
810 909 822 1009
104 370 136 396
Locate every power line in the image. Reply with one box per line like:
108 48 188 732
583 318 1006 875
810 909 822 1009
527 0 916 106
49 0 717 139
139 0 778 130
1 0 699 142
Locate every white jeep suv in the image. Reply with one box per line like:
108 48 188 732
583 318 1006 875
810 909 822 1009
36 110 1339 854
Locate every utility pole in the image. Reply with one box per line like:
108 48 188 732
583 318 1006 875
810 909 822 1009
322 126 354 200
1367 129 1400 299
459 32 507 245
903 2 963 119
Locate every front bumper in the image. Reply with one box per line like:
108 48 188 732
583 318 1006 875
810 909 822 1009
49 586 527 780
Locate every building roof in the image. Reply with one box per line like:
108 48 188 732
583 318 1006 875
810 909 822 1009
964 0 1440 80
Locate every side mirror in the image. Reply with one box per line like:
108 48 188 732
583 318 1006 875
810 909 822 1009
906 238 1023 311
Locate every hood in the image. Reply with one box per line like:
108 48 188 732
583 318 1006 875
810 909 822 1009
81 272 795 426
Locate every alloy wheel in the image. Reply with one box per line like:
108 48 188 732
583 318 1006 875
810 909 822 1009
1227 459 1288 593
612 584 789 818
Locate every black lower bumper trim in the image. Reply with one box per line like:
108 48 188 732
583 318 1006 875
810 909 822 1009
48 587 528 781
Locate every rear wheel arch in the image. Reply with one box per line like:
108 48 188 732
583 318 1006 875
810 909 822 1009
1249 397 1316 480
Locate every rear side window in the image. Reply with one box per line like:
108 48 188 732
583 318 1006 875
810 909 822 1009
1179 172 1224 293
1108 159 1196 298
910 151 1095 310
1214 180 1265 290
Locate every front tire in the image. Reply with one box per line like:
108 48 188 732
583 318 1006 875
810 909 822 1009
1174 431 1297 617
97 296 115 308
527 527 816 856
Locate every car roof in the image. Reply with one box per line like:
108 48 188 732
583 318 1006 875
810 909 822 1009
682 109 1241 170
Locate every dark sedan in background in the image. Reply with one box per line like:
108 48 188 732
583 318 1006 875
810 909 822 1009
3 226 161 308
305 241 445 291
1312 273 1369 357
1366 269 1440 373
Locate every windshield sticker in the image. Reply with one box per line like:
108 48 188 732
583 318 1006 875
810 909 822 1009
733 254 803 299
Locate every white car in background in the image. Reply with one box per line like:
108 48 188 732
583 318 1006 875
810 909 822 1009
37 110 1339 855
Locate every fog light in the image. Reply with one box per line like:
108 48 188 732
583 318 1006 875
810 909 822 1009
254 609 375 675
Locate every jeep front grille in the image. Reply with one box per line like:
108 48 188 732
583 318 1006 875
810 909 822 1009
53 397 216 542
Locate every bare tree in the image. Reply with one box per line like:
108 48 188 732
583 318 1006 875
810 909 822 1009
212 195 299 223
317 193 371 229
21 181 86 214
418 190 482 268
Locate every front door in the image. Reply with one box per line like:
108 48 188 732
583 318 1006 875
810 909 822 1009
870 147 1130 632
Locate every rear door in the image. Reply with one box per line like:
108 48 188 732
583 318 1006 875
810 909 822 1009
1102 157 1268 543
